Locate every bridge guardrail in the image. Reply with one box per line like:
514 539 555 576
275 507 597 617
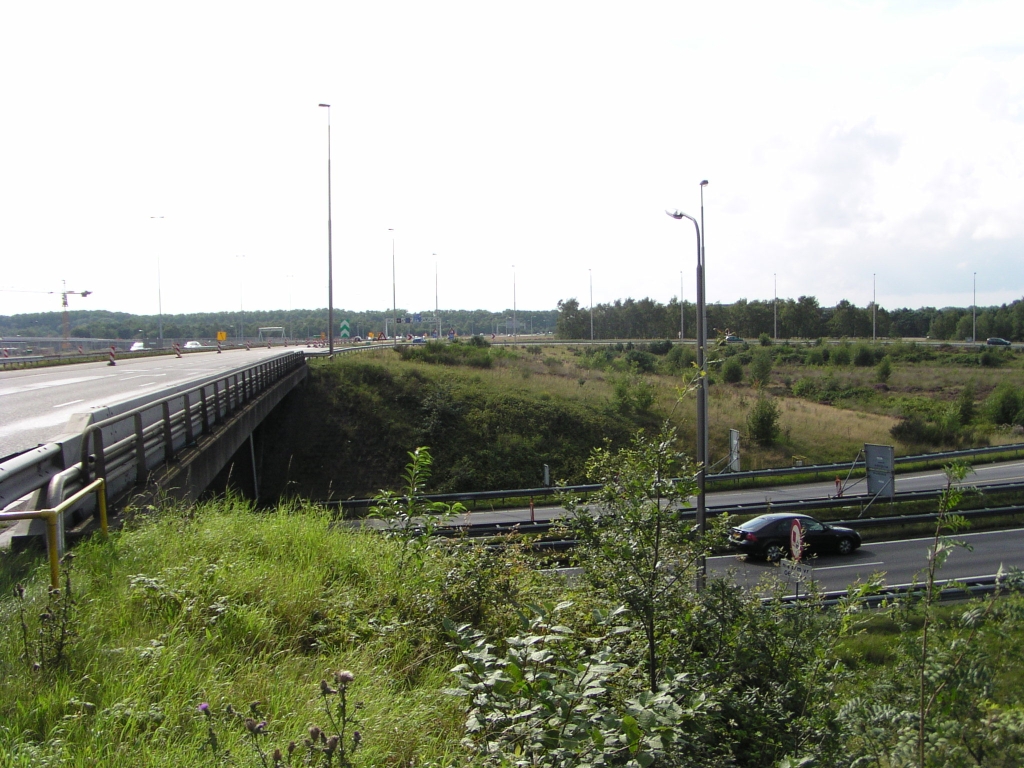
0 352 307 540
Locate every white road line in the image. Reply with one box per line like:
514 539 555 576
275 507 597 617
51 399 85 408
814 561 884 571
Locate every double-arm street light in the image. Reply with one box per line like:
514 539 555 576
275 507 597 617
666 178 709 588
318 103 335 354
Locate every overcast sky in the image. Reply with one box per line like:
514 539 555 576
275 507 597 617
1 1 1022 321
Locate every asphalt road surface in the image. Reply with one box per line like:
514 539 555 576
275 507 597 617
0 348 294 459
710 527 1024 596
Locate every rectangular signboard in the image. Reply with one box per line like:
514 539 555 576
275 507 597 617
780 560 813 583
865 443 895 498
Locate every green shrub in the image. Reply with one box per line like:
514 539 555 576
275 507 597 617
758 332 772 347
747 394 781 446
986 384 1024 425
722 357 743 384
663 345 696 372
749 349 773 386
832 344 851 366
647 339 673 355
792 378 818 399
876 356 893 383
805 348 825 366
853 344 876 367
624 349 657 373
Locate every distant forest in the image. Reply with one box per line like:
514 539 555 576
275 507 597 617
0 308 558 341
556 295 1024 342
2 295 1023 341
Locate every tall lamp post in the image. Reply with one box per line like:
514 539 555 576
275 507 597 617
774 273 778 342
318 103 335 354
666 181 709 589
235 254 246 341
973 272 977 343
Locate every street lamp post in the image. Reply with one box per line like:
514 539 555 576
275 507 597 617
434 254 440 339
774 273 777 342
318 103 335 354
666 180 709 590
973 272 977 343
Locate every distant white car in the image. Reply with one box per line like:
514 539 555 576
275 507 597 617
184 341 203 349
130 341 146 352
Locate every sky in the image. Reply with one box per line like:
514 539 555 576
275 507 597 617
1 1 1022 322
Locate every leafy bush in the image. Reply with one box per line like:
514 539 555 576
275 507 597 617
749 349 773 386
758 332 772 346
876 355 893 383
831 343 851 366
663 344 696 373
986 383 1024 425
792 378 818 399
646 339 674 355
805 348 826 366
722 357 743 384
747 394 781 446
623 348 657 373
853 344 876 366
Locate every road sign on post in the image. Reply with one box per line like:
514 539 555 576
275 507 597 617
790 517 804 562
340 320 350 338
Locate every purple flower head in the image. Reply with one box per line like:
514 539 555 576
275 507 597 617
198 702 211 717
334 669 355 685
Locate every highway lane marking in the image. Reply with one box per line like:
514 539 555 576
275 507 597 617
51 399 84 408
0 374 116 397
813 561 884 571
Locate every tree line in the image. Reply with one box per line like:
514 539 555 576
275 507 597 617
0 307 558 341
556 295 1024 341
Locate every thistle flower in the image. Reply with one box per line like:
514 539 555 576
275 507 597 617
14 583 24 599
353 731 362 748
320 679 337 696
198 702 211 717
334 669 355 685
244 717 266 735
272 747 283 764
287 741 297 756
325 735 340 753
309 726 322 742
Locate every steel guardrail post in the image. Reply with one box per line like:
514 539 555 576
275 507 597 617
200 386 210 435
183 393 194 446
162 401 174 462
134 412 148 485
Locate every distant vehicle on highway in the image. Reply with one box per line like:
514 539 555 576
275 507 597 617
184 341 203 349
724 335 744 344
412 336 425 344
130 342 146 352
728 513 861 561
986 337 1012 346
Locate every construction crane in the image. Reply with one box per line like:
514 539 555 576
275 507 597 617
0 282 92 349
60 281 93 348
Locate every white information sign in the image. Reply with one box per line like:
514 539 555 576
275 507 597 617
781 559 813 583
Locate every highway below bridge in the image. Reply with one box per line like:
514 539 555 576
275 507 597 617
4 349 1024 597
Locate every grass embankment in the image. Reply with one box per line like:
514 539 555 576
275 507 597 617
0 499 543 766
255 339 1024 502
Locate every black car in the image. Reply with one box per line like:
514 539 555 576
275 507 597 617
986 337 1012 346
728 513 861 561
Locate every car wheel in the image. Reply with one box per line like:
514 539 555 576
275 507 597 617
837 538 855 556
765 543 787 562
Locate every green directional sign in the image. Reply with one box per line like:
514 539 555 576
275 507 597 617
340 319 350 338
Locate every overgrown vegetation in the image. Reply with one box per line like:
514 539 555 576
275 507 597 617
4 444 1024 766
256 340 1022 501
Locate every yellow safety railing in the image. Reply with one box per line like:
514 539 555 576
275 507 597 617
0 478 107 589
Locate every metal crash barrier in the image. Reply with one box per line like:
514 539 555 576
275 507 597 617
0 478 108 588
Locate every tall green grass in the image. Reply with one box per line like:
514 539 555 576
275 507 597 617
0 497 536 766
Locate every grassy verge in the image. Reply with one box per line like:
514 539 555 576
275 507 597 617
0 497 547 766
